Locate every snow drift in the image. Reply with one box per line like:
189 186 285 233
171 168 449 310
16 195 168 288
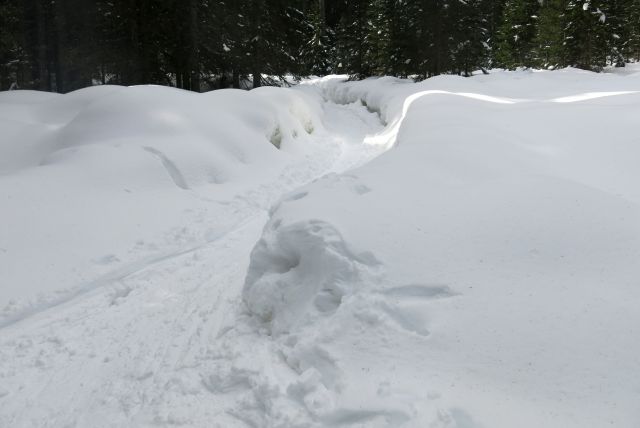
0 84 331 325
242 69 640 427
0 79 386 427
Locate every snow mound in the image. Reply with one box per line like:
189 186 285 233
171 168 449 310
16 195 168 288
244 215 380 335
0 79 389 428
242 70 640 427
1 85 319 177
0 84 332 326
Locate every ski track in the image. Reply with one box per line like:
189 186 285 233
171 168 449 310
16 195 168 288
0 92 386 428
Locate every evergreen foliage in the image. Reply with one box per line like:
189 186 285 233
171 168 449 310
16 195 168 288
1 0 640 91
534 0 568 69
495 0 540 69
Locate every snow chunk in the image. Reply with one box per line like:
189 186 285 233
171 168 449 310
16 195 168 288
243 217 380 335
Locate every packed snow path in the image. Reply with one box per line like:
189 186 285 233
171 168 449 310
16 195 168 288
0 84 387 427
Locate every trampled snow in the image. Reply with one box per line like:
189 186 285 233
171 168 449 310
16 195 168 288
0 84 381 326
1 67 639 427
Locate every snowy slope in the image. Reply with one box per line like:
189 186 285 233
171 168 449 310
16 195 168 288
1 68 640 428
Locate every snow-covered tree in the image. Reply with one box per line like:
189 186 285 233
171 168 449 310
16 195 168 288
300 2 335 76
450 0 492 76
563 0 610 70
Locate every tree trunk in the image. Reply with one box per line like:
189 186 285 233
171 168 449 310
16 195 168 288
35 0 49 90
189 0 200 92
319 0 326 23
53 2 66 92
249 0 263 88
219 70 228 89
232 70 240 88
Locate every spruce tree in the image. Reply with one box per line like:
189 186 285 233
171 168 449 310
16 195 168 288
629 0 640 60
495 0 540 69
496 0 540 69
450 0 492 76
535 0 568 69
606 0 632 66
335 0 370 78
0 0 30 90
563 0 610 70
364 0 392 76
300 2 335 76
485 0 506 67
387 0 422 77
416 0 452 77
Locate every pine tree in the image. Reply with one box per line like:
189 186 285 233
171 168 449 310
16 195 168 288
606 0 631 66
485 0 506 67
300 2 335 76
8 0 640 92
363 0 392 75
535 0 568 69
495 0 540 69
335 0 370 78
450 0 492 76
629 0 640 60
563 0 610 70
415 0 452 77
0 0 30 90
386 0 422 77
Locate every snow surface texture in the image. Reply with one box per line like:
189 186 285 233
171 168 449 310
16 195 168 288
244 69 640 428
0 84 382 326
2 67 640 427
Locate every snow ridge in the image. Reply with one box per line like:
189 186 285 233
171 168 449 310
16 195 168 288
235 70 640 428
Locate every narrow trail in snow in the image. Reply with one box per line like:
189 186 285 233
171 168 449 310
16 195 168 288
0 90 388 428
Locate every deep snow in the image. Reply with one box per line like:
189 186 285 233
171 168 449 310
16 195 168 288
243 69 640 427
0 84 383 327
1 67 640 428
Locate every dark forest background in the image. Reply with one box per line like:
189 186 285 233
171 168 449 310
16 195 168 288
1 0 640 92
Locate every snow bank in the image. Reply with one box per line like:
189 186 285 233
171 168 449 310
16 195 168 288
0 84 332 325
0 80 389 427
243 70 640 427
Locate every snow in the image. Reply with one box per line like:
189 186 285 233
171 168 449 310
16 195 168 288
2 66 640 427
0 84 381 327
244 69 640 427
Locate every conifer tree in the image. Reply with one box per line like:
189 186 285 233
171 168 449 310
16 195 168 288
606 0 631 66
300 2 335 76
386 0 422 77
495 0 540 69
563 0 609 70
485 0 506 66
364 0 392 75
0 0 29 90
629 0 640 60
450 0 492 76
8 0 640 92
416 0 452 77
335 0 370 78
535 0 568 68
